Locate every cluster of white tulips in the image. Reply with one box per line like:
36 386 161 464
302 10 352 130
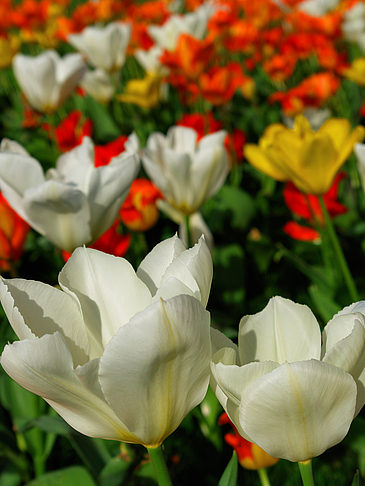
0 228 364 483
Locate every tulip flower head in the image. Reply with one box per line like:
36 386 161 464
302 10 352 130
0 137 139 252
211 297 365 462
142 125 229 215
68 22 131 73
13 50 86 113
142 125 229 246
0 235 212 446
244 115 365 194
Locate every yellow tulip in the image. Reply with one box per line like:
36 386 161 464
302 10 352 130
244 115 365 194
342 58 365 86
0 35 20 69
117 73 163 109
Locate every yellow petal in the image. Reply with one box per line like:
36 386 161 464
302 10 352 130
292 134 338 194
244 144 288 181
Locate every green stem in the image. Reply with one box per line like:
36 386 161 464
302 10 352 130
147 446 173 486
318 195 359 302
258 468 271 486
298 460 315 486
184 214 192 248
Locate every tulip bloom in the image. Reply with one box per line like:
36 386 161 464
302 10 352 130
142 126 229 215
68 22 131 72
0 193 29 272
244 115 365 194
0 137 139 252
211 296 365 462
0 235 212 446
13 50 86 113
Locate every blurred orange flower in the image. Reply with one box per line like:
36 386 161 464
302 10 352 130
270 72 340 116
120 178 162 231
0 193 29 272
218 413 279 470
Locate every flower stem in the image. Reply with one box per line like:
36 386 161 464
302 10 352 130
258 468 271 486
185 214 192 248
298 460 315 486
147 446 173 486
318 195 359 302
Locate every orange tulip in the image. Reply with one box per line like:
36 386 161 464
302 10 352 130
0 193 29 272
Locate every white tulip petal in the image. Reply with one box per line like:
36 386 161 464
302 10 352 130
0 153 44 197
210 328 237 356
239 360 357 462
192 146 229 205
323 304 365 353
212 360 279 409
142 151 170 195
86 154 139 239
99 295 211 446
56 137 95 185
323 320 365 415
167 126 198 154
23 180 92 251
1 333 135 441
137 234 185 295
0 277 88 365
59 247 152 349
0 138 30 155
238 296 321 364
154 275 198 301
160 236 212 306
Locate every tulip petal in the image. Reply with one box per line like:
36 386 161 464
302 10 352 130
87 154 139 240
159 236 212 306
0 277 88 365
59 247 152 351
0 153 45 221
244 144 288 181
211 357 278 441
191 145 229 208
239 360 357 462
323 318 365 415
238 296 321 364
210 328 237 356
137 234 186 295
99 295 211 447
23 180 92 252
1 333 135 441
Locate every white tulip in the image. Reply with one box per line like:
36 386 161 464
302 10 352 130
0 235 212 445
0 136 139 252
148 3 216 51
211 296 365 462
142 126 229 216
13 50 86 113
68 22 131 72
342 3 365 52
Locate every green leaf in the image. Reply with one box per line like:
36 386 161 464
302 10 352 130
308 284 340 323
351 470 360 486
203 185 255 232
218 452 238 486
26 466 96 486
83 96 120 141
99 456 131 486
21 416 72 436
0 471 22 486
